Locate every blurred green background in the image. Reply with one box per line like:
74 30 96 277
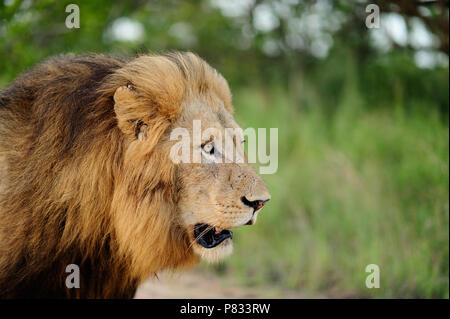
1 0 448 298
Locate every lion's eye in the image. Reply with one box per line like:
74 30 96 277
202 142 215 155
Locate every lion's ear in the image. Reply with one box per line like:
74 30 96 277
113 56 187 140
113 85 150 140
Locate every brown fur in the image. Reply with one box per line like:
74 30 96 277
0 52 269 298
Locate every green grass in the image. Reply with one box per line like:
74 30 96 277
208 84 449 298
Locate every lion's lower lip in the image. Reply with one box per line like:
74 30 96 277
194 223 232 249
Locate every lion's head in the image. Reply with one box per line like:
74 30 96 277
109 52 270 269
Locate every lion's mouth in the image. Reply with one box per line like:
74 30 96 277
194 224 232 249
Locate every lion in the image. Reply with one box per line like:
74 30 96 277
0 52 270 298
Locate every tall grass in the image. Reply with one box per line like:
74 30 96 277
208 80 449 298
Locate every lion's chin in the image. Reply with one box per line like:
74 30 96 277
192 238 233 263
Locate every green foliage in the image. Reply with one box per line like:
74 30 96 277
226 83 449 298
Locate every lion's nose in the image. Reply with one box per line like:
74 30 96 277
241 196 270 211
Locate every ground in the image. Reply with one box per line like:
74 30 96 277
135 269 307 299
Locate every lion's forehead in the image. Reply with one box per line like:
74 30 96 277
177 100 239 131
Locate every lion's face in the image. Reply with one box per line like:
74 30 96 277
170 99 271 262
